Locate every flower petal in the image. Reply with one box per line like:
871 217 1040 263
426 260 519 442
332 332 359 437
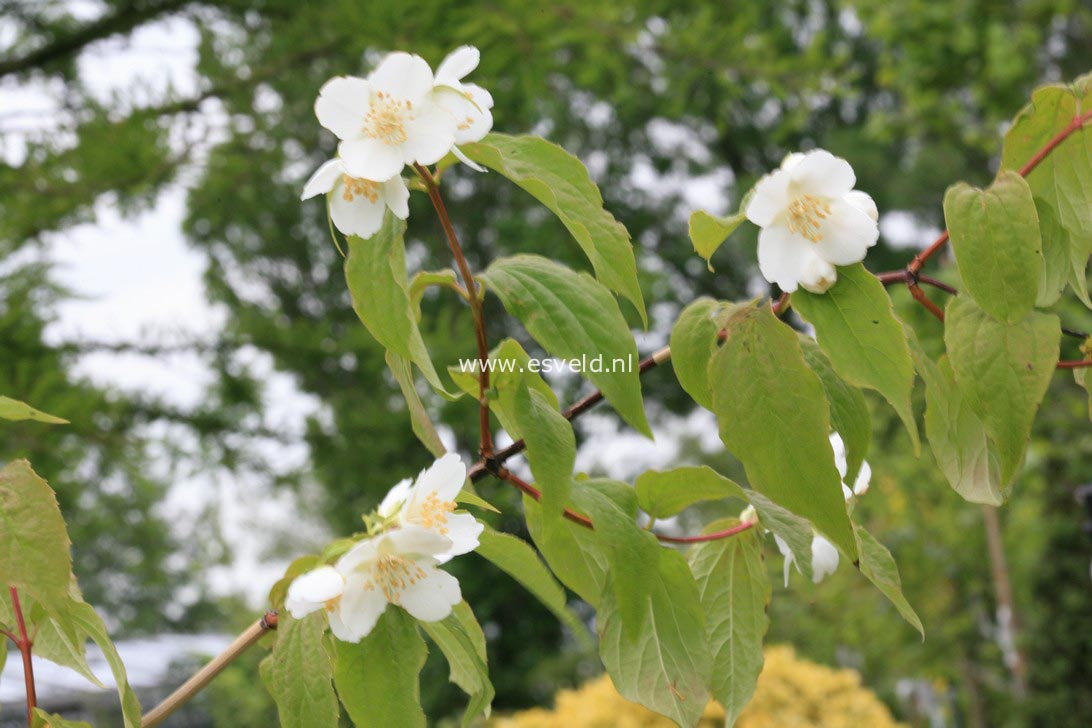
286 566 345 618
315 76 369 139
789 150 856 197
370 52 434 101
746 168 791 227
810 535 840 583
339 136 405 181
798 254 838 294
378 478 413 519
773 534 795 588
828 433 848 480
301 159 344 200
844 190 878 222
398 565 461 622
434 512 484 563
411 453 466 503
336 537 379 574
813 196 878 266
455 85 493 144
435 46 480 87
451 144 487 173
329 185 386 239
756 224 819 293
853 461 872 496
385 526 453 558
401 102 457 165
333 582 388 642
382 176 410 219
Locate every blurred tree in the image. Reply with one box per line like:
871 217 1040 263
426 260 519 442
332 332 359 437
2 0 1091 722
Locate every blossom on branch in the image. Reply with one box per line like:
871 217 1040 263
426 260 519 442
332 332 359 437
746 150 879 293
378 452 483 562
300 157 409 238
286 527 461 642
432 45 494 170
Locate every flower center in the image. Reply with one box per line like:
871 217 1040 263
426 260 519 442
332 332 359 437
787 194 832 243
362 553 427 604
342 175 380 203
323 595 341 612
416 492 456 535
362 91 411 146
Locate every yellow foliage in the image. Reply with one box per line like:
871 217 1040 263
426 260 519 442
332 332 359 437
492 646 904 728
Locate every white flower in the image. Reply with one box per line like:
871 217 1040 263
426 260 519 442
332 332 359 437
315 52 458 181
287 527 461 642
431 46 494 171
739 504 759 526
830 432 872 501
377 453 483 563
774 532 841 586
300 158 409 239
745 149 879 294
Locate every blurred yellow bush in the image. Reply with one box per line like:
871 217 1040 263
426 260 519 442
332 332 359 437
492 645 904 727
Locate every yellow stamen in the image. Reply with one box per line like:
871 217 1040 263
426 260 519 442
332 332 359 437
362 91 410 145
361 553 428 604
342 175 380 203
416 492 457 535
787 194 832 243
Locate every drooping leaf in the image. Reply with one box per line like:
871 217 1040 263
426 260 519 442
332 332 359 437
746 492 814 582
943 171 1042 322
447 338 560 439
689 523 770 727
635 465 747 520
854 525 924 637
0 460 72 606
513 383 575 520
387 351 447 458
0 396 67 424
669 298 724 410
792 263 919 451
908 329 1004 505
344 214 452 397
1075 366 1092 421
64 599 144 727
523 495 609 606
689 210 747 269
408 268 460 320
333 609 427 727
462 133 646 324
475 527 589 641
799 337 871 482
260 612 339 728
709 303 857 559
422 602 494 726
31 710 92 728
944 297 1061 483
482 255 650 436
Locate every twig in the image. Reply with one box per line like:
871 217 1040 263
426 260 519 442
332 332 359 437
140 612 278 728
8 587 36 728
415 163 495 460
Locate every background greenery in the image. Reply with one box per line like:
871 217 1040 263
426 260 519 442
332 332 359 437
2 0 1091 725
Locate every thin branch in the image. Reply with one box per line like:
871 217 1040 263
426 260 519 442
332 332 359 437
907 281 947 322
415 164 495 460
654 521 756 544
1056 359 1092 369
140 611 278 728
8 587 36 728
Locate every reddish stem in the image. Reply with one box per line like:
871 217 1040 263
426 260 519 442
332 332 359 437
415 164 495 460
907 282 946 322
655 521 756 544
9 587 36 727
1056 359 1092 369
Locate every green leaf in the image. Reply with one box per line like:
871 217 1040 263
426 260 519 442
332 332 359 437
447 338 559 440
523 494 609 606
482 255 650 436
688 523 770 727
792 263 919 451
0 460 72 606
475 527 588 641
64 599 143 727
908 330 1004 505
422 603 494 726
32 709 92 728
1001 81 1092 307
387 351 447 458
513 384 575 520
0 396 67 424
944 297 1061 483
635 465 747 520
855 525 924 637
597 538 712 726
746 492 814 582
408 268 460 320
344 214 452 397
943 171 1043 322
669 298 724 410
260 612 339 728
799 337 871 483
462 133 646 324
1075 366 1092 421
689 210 746 269
455 489 499 513
709 303 857 560
334 609 427 727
